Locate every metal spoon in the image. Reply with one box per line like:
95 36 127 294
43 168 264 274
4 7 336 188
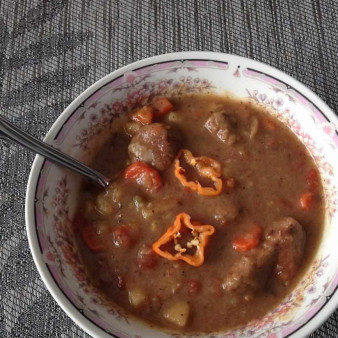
0 115 110 188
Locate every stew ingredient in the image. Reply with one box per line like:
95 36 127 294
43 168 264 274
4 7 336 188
74 93 324 333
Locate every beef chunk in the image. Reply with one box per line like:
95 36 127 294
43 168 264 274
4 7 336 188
128 123 181 171
205 111 238 145
223 217 306 298
222 244 276 297
265 217 306 282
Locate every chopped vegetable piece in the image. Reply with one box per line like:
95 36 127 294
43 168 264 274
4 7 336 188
124 121 142 136
129 106 154 125
167 111 181 123
113 225 135 248
174 149 223 196
153 97 174 116
124 162 162 192
133 195 146 211
150 220 160 233
128 287 147 308
96 184 121 215
164 301 190 327
233 224 262 253
82 225 105 252
307 169 319 191
152 212 215 267
299 192 314 210
96 192 114 215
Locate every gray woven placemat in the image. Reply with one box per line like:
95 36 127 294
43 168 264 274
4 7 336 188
0 0 337 337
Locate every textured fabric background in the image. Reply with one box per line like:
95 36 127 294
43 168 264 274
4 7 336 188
0 0 337 337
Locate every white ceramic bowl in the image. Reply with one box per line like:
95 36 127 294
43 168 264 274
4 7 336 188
25 52 338 338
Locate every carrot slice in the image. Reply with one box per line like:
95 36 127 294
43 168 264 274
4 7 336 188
153 97 174 116
124 162 162 192
233 224 262 253
299 192 314 210
82 226 105 252
129 106 154 125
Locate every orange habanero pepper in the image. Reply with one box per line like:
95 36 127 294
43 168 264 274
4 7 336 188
174 149 223 196
152 212 215 267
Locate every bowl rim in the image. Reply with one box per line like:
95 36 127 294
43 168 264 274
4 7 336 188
25 51 338 338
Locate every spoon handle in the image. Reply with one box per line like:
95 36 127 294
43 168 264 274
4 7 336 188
0 115 110 188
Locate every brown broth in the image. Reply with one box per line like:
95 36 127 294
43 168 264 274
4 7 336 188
75 94 325 333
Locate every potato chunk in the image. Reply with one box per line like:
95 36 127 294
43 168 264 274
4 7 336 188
124 121 142 136
128 288 147 308
96 184 121 215
167 111 181 123
96 193 114 215
164 301 190 327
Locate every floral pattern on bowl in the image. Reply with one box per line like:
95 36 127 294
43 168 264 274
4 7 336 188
27 53 338 338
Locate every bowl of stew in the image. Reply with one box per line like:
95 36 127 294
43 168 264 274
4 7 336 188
25 52 338 338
